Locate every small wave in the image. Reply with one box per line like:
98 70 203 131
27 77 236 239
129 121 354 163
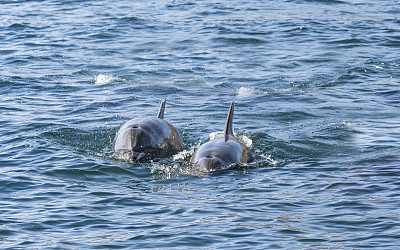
213 37 267 45
236 87 265 97
8 23 32 30
92 74 123 85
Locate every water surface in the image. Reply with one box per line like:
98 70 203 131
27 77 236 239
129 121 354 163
1 0 399 249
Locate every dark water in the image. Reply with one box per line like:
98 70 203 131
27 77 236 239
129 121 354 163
1 0 400 248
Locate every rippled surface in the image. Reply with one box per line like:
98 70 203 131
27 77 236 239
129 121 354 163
1 0 399 248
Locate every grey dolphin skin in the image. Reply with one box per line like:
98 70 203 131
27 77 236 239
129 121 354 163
191 101 250 171
113 99 183 162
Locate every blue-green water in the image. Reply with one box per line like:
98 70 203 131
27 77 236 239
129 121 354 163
1 0 399 249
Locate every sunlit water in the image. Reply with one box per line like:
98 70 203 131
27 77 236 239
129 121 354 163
1 0 399 249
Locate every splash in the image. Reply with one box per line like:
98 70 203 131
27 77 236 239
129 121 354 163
259 154 278 167
92 74 123 85
172 149 194 161
209 131 253 147
237 133 253 148
209 131 224 140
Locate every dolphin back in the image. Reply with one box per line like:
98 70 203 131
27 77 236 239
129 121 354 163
192 101 251 171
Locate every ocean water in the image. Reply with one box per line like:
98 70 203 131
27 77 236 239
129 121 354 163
1 0 399 249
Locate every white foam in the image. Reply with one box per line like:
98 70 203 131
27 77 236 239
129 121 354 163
372 65 383 69
339 121 354 129
209 131 224 140
236 86 265 97
93 74 122 85
238 134 253 147
260 154 278 166
209 131 253 147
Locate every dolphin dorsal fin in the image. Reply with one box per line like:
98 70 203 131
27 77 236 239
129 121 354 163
157 99 166 119
224 101 235 142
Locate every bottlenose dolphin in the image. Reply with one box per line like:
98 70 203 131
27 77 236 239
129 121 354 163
191 101 250 171
113 99 183 162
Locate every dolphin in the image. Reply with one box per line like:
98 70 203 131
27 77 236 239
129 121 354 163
191 101 250 171
112 99 183 162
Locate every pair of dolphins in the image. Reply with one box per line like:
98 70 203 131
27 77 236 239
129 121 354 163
112 100 250 172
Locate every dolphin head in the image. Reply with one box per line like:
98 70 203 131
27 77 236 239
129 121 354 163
113 123 160 162
112 100 183 162
196 156 225 172
128 125 153 150
192 138 246 172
